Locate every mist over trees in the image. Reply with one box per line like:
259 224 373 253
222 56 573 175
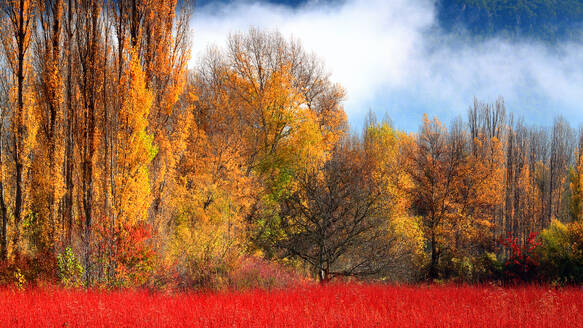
0 0 581 288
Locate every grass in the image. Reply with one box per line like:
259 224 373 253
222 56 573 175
1 283 582 327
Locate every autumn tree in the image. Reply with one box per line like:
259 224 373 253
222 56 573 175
548 117 575 223
462 100 505 255
0 0 37 259
406 115 466 279
276 141 411 282
568 130 583 222
75 0 104 285
504 119 552 244
29 0 65 253
104 0 192 261
185 30 346 261
224 30 346 254
0 42 9 260
106 50 156 285
363 111 411 219
142 0 192 239
362 113 424 280
61 0 76 247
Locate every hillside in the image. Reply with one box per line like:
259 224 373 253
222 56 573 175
437 0 583 41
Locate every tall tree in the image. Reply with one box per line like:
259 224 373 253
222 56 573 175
30 0 65 252
0 0 37 258
548 117 575 223
277 141 409 282
407 115 465 279
0 45 9 260
61 0 76 247
189 29 346 257
75 0 103 284
108 50 156 285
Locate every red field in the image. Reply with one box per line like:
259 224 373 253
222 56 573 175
1 283 582 327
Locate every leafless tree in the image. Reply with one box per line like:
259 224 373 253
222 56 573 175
276 142 410 282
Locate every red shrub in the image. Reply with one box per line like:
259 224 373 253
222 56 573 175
500 232 541 282
93 218 155 287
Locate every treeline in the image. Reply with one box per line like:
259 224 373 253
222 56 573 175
392 101 583 282
0 0 193 287
0 0 581 289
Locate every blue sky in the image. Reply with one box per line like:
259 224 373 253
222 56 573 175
190 0 583 132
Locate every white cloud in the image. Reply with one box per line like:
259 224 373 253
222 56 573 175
190 0 583 130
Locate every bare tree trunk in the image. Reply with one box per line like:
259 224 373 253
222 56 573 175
429 228 439 280
63 0 75 246
0 122 7 260
12 0 29 259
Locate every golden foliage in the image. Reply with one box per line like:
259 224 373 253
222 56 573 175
113 49 155 227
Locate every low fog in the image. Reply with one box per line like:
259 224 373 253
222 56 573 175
190 0 583 131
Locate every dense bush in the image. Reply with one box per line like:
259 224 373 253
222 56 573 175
228 257 308 290
0 252 57 288
56 247 84 288
538 219 583 284
447 252 503 283
499 232 541 283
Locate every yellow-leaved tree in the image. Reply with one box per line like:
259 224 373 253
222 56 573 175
569 150 583 221
29 0 66 256
363 116 425 278
110 50 156 286
0 0 39 260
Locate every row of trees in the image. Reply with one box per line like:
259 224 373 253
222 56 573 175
402 101 583 281
0 0 580 287
0 0 353 287
0 0 192 286
257 97 583 283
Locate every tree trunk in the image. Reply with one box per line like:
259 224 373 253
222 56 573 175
429 229 440 280
63 0 75 246
13 11 26 258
